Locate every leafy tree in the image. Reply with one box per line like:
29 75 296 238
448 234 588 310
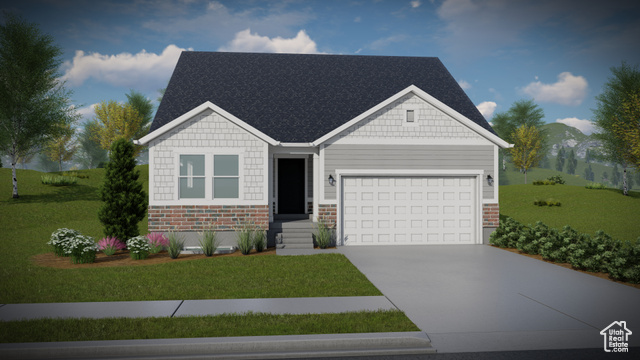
98 138 147 241
37 152 59 172
583 164 594 181
125 90 154 139
556 146 566 172
76 119 107 169
566 149 577 175
509 125 544 184
593 62 640 195
44 122 77 171
611 92 640 170
93 100 144 156
0 13 77 198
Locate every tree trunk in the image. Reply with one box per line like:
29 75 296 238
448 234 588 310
623 167 628 196
524 169 527 184
11 158 18 199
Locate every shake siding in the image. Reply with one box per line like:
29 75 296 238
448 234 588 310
324 144 495 200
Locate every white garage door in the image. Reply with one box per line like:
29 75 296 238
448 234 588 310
341 176 477 245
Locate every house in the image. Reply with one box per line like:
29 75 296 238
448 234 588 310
135 52 510 247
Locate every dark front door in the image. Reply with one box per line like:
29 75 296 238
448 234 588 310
278 158 305 214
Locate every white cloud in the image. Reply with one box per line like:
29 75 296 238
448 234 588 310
369 35 407 50
218 29 321 54
60 45 188 91
411 0 422 8
556 117 597 135
521 72 588 106
354 16 362 23
458 80 471 90
76 104 98 121
476 101 497 119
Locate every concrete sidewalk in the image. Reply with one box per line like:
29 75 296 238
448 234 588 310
0 296 436 359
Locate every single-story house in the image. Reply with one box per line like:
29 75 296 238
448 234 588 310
135 52 510 247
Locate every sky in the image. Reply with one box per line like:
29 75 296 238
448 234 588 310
3 0 640 136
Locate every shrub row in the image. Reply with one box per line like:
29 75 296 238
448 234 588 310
490 217 640 283
533 180 556 185
585 182 608 190
41 175 77 186
533 198 561 206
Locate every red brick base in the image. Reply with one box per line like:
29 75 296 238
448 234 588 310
148 205 269 232
318 204 337 227
483 203 499 227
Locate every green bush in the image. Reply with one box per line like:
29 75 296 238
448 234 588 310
126 235 150 260
533 198 561 206
533 180 555 185
608 240 640 283
236 224 253 255
489 216 525 249
314 218 333 249
167 232 185 259
68 235 99 264
98 139 147 241
41 175 77 186
540 225 584 263
198 228 219 257
253 227 266 253
567 230 620 273
585 182 608 189
546 175 565 184
48 228 81 257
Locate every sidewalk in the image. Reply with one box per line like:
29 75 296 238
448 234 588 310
0 297 436 359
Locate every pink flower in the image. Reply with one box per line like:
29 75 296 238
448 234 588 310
146 232 169 254
98 237 125 256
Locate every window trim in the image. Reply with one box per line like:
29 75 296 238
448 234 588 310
213 154 240 199
403 105 420 127
178 154 206 199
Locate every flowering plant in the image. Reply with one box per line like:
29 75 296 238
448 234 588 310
48 228 81 257
68 235 99 264
98 237 126 256
127 235 151 260
146 232 169 254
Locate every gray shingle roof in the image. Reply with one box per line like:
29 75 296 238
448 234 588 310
151 52 494 142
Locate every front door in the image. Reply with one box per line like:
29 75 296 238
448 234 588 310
278 158 305 214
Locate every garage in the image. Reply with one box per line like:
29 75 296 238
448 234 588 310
339 174 480 245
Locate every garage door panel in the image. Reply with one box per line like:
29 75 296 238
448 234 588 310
341 175 477 245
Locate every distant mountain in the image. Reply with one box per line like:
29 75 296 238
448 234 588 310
540 123 601 159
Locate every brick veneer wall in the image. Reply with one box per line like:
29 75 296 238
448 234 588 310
482 203 499 227
148 205 269 232
318 204 337 227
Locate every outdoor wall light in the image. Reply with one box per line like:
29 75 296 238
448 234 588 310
328 175 335 186
487 175 494 186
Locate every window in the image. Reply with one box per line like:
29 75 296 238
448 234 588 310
179 155 205 198
406 109 415 123
213 155 239 198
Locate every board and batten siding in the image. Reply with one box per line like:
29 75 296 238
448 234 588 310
323 144 495 200
149 109 266 203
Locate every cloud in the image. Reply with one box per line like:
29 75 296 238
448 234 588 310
369 35 407 50
218 29 321 54
556 117 597 135
60 45 188 91
76 104 98 121
521 72 588 106
354 16 362 23
411 0 422 8
476 101 497 119
458 80 471 90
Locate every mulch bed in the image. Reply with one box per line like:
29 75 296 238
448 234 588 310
32 247 276 269
496 246 640 290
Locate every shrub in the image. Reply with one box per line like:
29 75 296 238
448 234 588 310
98 236 125 256
48 228 81 257
533 180 555 185
98 138 147 242
198 228 219 256
489 216 525 249
533 198 561 206
585 182 608 189
541 225 583 263
167 232 185 259
236 224 253 255
253 226 266 253
68 235 99 264
62 171 89 179
146 232 169 254
547 175 565 184
608 239 640 283
41 175 77 186
127 235 151 260
566 230 619 272
314 218 333 249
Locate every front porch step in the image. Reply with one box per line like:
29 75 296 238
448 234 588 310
273 217 314 250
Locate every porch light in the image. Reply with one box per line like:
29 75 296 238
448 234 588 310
487 175 494 186
328 175 335 186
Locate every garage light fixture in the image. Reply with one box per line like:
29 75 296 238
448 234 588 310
328 175 335 186
487 175 494 186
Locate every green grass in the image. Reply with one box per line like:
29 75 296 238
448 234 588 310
0 166 380 303
0 311 419 343
500 184 640 242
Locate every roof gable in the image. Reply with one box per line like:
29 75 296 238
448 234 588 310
151 52 497 143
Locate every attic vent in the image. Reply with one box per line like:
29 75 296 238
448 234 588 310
406 109 415 123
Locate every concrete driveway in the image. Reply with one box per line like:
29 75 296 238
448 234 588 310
339 245 640 353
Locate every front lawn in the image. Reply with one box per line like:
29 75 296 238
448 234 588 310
499 184 640 242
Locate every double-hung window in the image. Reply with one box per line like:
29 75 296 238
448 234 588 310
179 155 205 198
213 155 239 199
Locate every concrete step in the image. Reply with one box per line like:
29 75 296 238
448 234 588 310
277 243 314 249
282 231 314 237
282 237 313 245
272 221 314 230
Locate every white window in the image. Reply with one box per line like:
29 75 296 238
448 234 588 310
213 155 239 199
179 155 205 198
403 107 419 127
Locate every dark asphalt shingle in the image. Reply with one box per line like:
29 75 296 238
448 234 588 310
151 52 494 142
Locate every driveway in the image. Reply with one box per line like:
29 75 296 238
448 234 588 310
339 245 640 353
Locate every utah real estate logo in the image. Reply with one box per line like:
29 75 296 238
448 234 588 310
600 321 632 353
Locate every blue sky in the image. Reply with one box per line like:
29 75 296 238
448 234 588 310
4 0 640 135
